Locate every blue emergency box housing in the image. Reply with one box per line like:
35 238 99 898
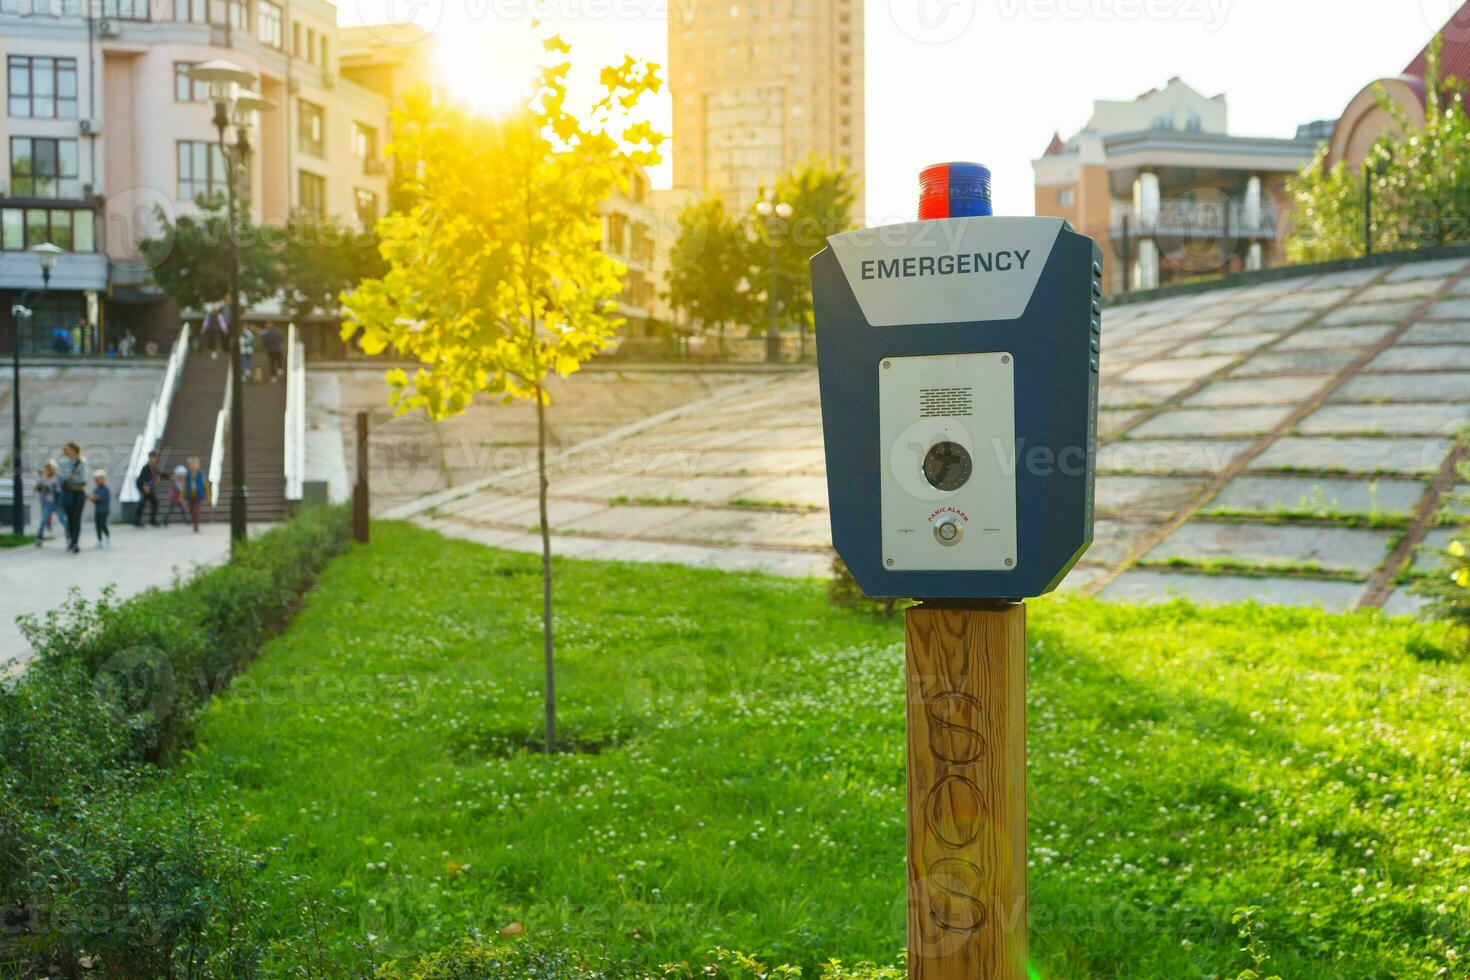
812 216 1102 599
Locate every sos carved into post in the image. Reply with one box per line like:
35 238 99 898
812 163 1099 978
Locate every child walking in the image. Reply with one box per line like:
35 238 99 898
184 457 210 532
90 470 112 548
163 464 188 527
33 461 65 546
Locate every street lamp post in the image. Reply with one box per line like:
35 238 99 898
9 242 64 537
755 197 793 364
186 61 275 551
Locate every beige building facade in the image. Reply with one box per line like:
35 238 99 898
668 0 863 211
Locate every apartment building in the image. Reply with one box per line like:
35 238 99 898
1 0 393 353
1033 77 1318 293
667 0 864 212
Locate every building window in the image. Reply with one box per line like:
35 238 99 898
306 27 317 64
226 0 246 29
298 171 326 215
2 206 94 252
174 62 209 102
354 188 377 226
177 140 228 203
298 99 325 157
174 0 205 21
293 22 303 57
320 35 329 69
7 56 79 119
100 0 150 17
1184 110 1202 132
1058 188 1076 207
10 138 81 199
1151 111 1174 130
351 122 377 160
258 1 284 48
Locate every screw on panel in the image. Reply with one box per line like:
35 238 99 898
883 360 892 369
1004 558 1014 567
886 558 894 566
1001 355 1010 364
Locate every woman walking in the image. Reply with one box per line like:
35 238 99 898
57 442 88 554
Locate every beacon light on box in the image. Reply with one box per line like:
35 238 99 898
811 163 1101 599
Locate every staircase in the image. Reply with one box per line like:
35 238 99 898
156 353 288 524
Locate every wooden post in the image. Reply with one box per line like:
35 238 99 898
353 411 370 544
905 600 1026 980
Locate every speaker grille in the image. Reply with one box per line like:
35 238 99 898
919 386 974 418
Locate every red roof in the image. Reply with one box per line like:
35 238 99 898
1042 132 1066 156
1405 0 1470 83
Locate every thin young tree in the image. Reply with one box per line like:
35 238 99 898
341 41 663 753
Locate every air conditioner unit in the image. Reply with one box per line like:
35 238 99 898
82 182 95 197
97 18 119 37
79 119 101 135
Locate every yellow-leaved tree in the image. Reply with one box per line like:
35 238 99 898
341 38 663 752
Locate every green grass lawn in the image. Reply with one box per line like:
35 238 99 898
177 521 1470 978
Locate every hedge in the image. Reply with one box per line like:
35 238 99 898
0 505 350 978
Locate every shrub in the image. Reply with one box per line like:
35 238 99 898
826 552 905 618
1 506 350 977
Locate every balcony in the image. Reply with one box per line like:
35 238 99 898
1110 199 1280 242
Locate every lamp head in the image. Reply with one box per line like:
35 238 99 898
30 242 65 277
755 200 773 217
231 89 276 128
187 60 256 104
774 202 793 219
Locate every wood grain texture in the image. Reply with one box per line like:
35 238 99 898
905 603 1026 980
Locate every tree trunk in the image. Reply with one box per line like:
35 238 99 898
535 379 556 754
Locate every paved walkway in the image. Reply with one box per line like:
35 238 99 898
1 521 235 668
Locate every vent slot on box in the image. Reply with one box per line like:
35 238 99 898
919 386 974 418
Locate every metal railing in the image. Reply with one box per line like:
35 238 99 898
208 368 230 508
1110 200 1279 240
283 322 305 503
119 323 189 506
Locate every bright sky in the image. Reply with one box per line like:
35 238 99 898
340 0 1454 224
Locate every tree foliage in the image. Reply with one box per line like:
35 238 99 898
341 46 664 418
137 203 383 319
664 194 754 341
138 202 282 312
1287 38 1470 263
752 158 860 335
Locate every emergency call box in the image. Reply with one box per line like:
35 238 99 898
812 214 1102 600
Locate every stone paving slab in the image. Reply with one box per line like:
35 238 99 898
1096 474 1208 515
1381 588 1429 618
1357 279 1445 302
1100 570 1367 610
1208 474 1427 516
1332 372 1470 403
1168 334 1282 358
1098 378 1195 408
1230 349 1360 377
1214 311 1312 335
1305 268 1381 291
1297 402 1470 436
1425 298 1470 320
1368 346 1470 371
1143 520 1394 575
1321 301 1420 326
1099 410 1146 439
1130 406 1293 439
1184 375 1326 407
1119 355 1237 384
1384 257 1470 281
1088 519 1163 566
1400 321 1470 344
1256 288 1355 314
1276 324 1396 351
559 503 693 537
1100 439 1250 475
1251 437 1452 476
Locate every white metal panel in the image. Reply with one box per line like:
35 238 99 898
879 351 1017 572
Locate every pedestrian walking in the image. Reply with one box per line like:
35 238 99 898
261 324 285 381
240 324 255 381
57 442 88 554
90 470 112 548
202 304 228 358
133 450 161 527
184 456 210 532
33 461 65 547
163 464 188 527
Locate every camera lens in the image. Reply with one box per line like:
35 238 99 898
922 441 972 492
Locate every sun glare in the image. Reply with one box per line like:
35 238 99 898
433 26 538 118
